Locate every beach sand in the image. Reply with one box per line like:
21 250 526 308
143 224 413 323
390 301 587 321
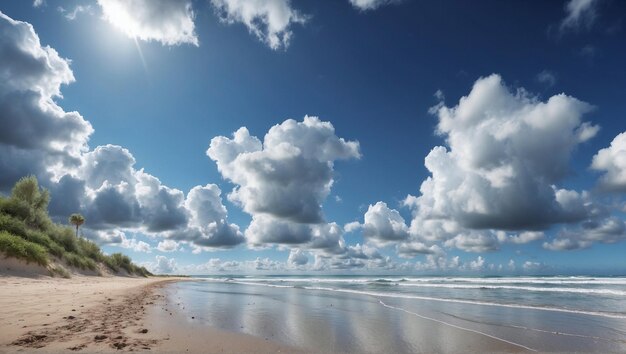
0 271 531 353
0 275 298 353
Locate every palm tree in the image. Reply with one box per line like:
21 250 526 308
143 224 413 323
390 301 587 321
69 213 85 238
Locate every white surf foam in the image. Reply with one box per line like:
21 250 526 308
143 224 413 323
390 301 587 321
397 283 626 296
218 280 626 319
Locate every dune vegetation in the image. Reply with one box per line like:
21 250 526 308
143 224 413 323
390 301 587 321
0 176 151 277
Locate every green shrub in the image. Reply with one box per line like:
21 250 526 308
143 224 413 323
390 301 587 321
63 252 97 271
0 231 48 266
137 266 152 277
78 238 103 262
0 213 29 238
50 226 78 253
103 255 119 272
47 242 65 258
0 198 32 224
110 253 134 273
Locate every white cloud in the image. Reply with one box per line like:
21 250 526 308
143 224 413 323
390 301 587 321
349 0 396 11
414 255 460 272
252 257 284 271
208 116 359 250
403 74 598 253
497 231 544 245
467 256 485 271
396 242 443 258
359 202 410 246
120 236 151 253
344 221 361 233
157 239 180 252
208 117 360 224
246 215 345 254
444 232 500 253
0 11 93 190
33 0 44 8
58 5 93 21
52 145 243 249
522 261 542 271
211 0 307 50
0 12 245 252
543 217 626 251
287 248 308 266
97 0 198 46
74 145 190 234
591 132 626 192
560 0 598 33
169 184 245 248
152 255 178 274
188 258 243 273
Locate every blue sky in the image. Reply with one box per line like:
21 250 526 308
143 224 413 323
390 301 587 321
1 0 625 275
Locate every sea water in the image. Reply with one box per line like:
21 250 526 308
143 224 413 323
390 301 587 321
162 276 626 352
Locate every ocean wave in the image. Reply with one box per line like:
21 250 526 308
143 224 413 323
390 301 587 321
220 280 626 319
397 283 626 296
198 276 626 286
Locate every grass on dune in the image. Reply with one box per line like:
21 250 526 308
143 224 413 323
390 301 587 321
0 176 152 277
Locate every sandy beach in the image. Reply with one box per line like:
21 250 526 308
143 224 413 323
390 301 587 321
0 273 528 354
0 275 298 353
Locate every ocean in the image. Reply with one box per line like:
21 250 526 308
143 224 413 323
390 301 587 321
160 276 626 353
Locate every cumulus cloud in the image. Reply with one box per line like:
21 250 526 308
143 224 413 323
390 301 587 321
209 117 359 224
522 261 543 271
497 231 544 244
210 0 307 50
0 11 92 190
208 116 359 251
349 0 397 11
396 242 443 258
188 258 243 273
73 145 190 234
358 202 410 246
52 145 243 249
543 217 626 250
0 12 244 252
97 0 198 46
560 0 599 33
414 255 460 272
467 256 486 271
168 184 245 248
246 216 346 254
151 255 177 274
444 232 500 253
287 248 308 266
120 236 151 253
157 239 181 252
591 132 626 192
403 74 599 253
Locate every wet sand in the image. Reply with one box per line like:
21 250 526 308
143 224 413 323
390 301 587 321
154 281 529 353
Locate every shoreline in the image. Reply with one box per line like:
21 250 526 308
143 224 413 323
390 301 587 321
0 275 300 353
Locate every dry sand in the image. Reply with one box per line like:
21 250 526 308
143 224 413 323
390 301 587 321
0 273 299 353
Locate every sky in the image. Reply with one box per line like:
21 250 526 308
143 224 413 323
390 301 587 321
1 0 625 275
